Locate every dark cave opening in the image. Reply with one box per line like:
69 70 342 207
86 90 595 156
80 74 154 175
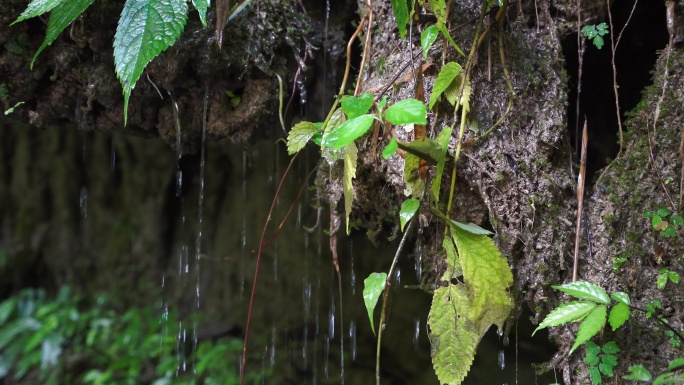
562 1 669 180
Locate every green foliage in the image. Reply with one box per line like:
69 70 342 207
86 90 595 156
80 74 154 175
399 199 420 231
323 115 375 149
643 208 681 238
430 126 453 202
363 273 387 335
343 142 358 234
421 25 439 59
0 286 257 384
4 101 25 116
396 137 442 165
191 0 209 27
534 282 630 355
428 62 462 110
582 23 609 49
114 0 188 125
584 341 620 385
624 358 684 384
384 99 427 125
341 93 374 119
287 122 319 155
382 138 398 159
389 0 409 39
657 268 680 290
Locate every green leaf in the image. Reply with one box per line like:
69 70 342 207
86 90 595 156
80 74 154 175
429 284 478 385
588 366 602 385
608 302 629 331
669 359 684 370
396 137 442 165
553 281 610 304
428 62 462 110
404 153 425 197
599 362 614 377
449 220 492 235
658 273 668 290
363 273 386 335
437 23 465 56
420 25 439 59
341 93 374 120
596 23 608 35
286 121 318 155
3 101 24 116
384 99 427 125
114 0 188 126
390 0 409 39
670 215 683 226
382 138 398 159
570 305 607 355
602 341 620 354
451 226 513 337
322 114 375 149
602 354 617 367
657 208 671 217
610 292 630 306
441 236 462 282
532 301 596 335
584 341 600 359
654 373 684 385
668 271 680 283
343 142 357 235
11 0 65 26
582 25 597 39
623 365 652 381
430 126 452 202
0 298 16 324
191 0 209 26
399 199 419 231
30 0 96 69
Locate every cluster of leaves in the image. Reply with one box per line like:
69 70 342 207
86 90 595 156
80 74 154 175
643 208 683 238
0 286 258 384
582 22 609 49
10 0 251 125
642 300 682 348
624 358 684 384
391 0 464 56
657 268 680 290
533 281 630 355
584 341 619 384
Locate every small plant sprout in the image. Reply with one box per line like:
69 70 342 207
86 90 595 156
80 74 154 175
657 268 680 290
624 358 684 384
643 208 683 238
584 341 620 385
582 23 609 49
533 281 630 355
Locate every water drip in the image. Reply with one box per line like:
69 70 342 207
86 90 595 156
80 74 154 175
349 321 356 361
110 140 116 170
413 318 420 350
414 228 423 282
328 302 335 340
498 349 505 370
270 324 277 368
79 187 88 219
349 240 356 295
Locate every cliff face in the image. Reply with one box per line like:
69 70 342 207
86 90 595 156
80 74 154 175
1 0 683 383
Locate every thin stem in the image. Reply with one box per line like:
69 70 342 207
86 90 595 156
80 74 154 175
376 219 413 385
354 0 373 96
629 304 684 344
572 121 587 282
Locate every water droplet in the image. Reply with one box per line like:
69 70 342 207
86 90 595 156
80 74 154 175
413 318 421 350
328 303 335 340
349 240 356 295
270 325 276 368
394 268 401 287
79 187 88 218
176 169 183 197
498 349 505 370
349 321 357 361
415 231 423 282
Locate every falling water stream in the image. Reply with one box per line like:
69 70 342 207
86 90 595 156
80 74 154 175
1 118 559 383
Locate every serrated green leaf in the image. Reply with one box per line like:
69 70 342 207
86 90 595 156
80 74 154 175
191 0 209 26
658 273 668 290
608 302 629 331
396 137 442 165
429 62 462 110
343 142 357 235
599 362 614 377
623 365 652 381
438 24 465 56
429 284 478 385
363 273 386 335
404 153 425 197
593 35 604 49
286 121 318 155
11 0 65 26
584 349 599 366
322 114 375 149
390 0 409 39
449 220 492 235
570 305 607 355
421 25 439 59
114 0 188 126
532 301 596 335
399 199 419 232
444 74 471 112
385 99 427 125
669 271 680 283
430 126 452 202
610 292 630 306
582 25 597 39
441 236 462 282
341 93 374 119
602 341 620 354
382 138 398 159
585 340 600 358
588 366 602 385
451 226 513 337
30 0 95 69
602 354 617 367
553 281 610 304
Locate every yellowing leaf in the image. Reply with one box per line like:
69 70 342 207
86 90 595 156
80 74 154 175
450 226 513 337
441 236 462 282
286 121 318 155
404 153 425 197
570 305 607 354
343 141 358 234
429 284 478 385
